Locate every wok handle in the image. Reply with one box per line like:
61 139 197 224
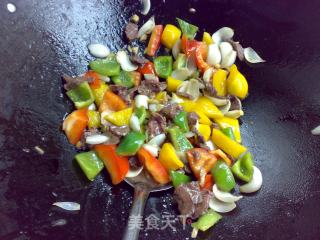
122 185 150 240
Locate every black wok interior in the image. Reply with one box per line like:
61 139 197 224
1 0 320 239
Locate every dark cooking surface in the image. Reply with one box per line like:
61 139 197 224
1 0 320 239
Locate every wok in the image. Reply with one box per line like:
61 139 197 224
1 0 320 239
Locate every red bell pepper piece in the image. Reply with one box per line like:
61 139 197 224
202 174 214 191
146 25 163 57
62 109 88 145
99 90 127 112
138 62 155 75
137 148 170 184
85 71 101 89
94 144 129 185
195 44 210 72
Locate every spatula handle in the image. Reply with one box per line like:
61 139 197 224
122 185 150 240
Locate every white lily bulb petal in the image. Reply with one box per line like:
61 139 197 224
213 184 243 203
311 125 320 135
88 103 96 111
88 44 110 58
244 47 266 63
137 16 155 38
126 166 144 178
212 27 234 44
172 39 181 59
203 67 214 83
130 115 141 132
135 95 149 109
116 50 138 71
240 166 263 193
53 202 80 211
142 144 159 157
171 68 191 81
221 50 237 68
148 133 166 146
86 134 109 145
207 44 221 65
219 42 233 59
141 0 151 15
209 196 236 213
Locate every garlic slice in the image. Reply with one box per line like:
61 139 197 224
212 184 243 203
224 110 244 119
244 47 265 63
203 67 214 83
86 134 109 145
88 44 110 58
116 50 138 71
311 125 320 135
148 133 166 146
137 16 155 38
126 166 144 178
209 196 236 213
212 27 234 44
135 95 149 109
141 0 151 15
53 202 80 211
240 166 263 193
206 44 221 65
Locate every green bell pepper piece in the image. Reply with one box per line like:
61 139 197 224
169 170 191 188
173 111 189 133
221 127 236 141
116 131 146 156
89 54 120 76
66 82 95 109
75 151 104 181
111 70 135 88
211 160 235 192
168 126 193 152
154 56 173 79
176 18 199 39
88 110 101 128
231 152 254 182
173 53 187 70
135 107 147 124
191 209 222 232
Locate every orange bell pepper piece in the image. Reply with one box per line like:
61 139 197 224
210 149 232 166
94 144 129 185
146 25 163 57
130 71 142 87
137 148 170 184
202 174 214 191
186 148 218 187
85 71 101 90
195 44 210 72
99 90 127 112
138 62 155 75
62 108 88 145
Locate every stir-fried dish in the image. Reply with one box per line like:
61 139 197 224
62 15 264 237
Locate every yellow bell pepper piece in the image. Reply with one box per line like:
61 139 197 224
212 69 227 97
104 107 132 126
227 64 248 99
214 117 241 143
159 143 184 171
202 32 213 45
195 96 223 119
161 24 182 49
156 91 167 103
167 76 183 92
179 101 212 125
92 82 109 106
211 128 247 159
198 124 211 141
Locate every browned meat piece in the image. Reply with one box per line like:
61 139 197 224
128 156 142 169
109 125 130 137
109 85 138 105
229 96 242 111
187 112 199 126
160 103 183 119
147 113 166 138
173 182 211 220
131 54 149 65
125 22 138 41
63 74 94 90
227 40 245 61
137 80 166 97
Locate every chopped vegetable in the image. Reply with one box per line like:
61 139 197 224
63 109 88 145
99 90 127 112
135 106 147 124
87 110 101 128
202 174 214 190
177 18 198 39
166 76 183 92
212 69 227 97
75 151 104 181
173 53 187 70
173 111 189 132
111 70 135 88
66 82 95 109
146 25 163 57
159 143 184 171
239 166 263 193
231 152 254 182
221 127 236 141
215 117 241 142
116 131 146 156
154 56 173 78
137 148 170 184
211 160 235 192
197 124 211 141
161 24 182 49
104 107 132 126
92 81 109 106
88 43 110 58
170 170 191 188
53 202 81 211
85 71 102 89
191 209 222 232
89 54 121 76
202 32 213 45
195 96 223 119
226 64 248 99
138 62 155 75
210 149 232 166
95 144 129 184
168 126 193 152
